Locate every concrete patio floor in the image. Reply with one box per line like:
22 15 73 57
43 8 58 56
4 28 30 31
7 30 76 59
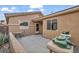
18 35 49 53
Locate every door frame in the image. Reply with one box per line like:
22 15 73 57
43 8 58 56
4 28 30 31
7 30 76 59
35 23 40 33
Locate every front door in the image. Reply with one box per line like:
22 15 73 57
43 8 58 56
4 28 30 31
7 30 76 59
35 23 40 33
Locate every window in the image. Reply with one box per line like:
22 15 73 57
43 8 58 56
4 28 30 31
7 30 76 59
47 19 57 30
20 21 28 29
20 22 28 26
47 20 52 30
52 20 57 30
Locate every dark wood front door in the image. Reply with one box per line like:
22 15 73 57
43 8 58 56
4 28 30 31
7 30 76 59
36 23 40 33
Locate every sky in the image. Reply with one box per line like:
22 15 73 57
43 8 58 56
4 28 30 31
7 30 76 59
0 5 75 20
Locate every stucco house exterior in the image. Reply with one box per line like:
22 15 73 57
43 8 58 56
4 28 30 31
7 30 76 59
5 6 79 46
5 12 43 36
41 6 79 46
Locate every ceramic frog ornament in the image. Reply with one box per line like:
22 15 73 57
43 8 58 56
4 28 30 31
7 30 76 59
52 32 73 49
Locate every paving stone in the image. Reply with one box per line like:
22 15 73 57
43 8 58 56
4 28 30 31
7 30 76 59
18 35 49 53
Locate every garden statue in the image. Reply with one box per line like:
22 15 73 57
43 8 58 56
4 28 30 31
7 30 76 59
47 32 74 53
52 32 73 49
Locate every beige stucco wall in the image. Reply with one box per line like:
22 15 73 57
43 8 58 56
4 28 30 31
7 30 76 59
8 13 43 35
9 32 26 53
43 11 79 46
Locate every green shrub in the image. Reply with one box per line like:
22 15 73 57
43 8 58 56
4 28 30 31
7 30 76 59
0 35 4 46
3 36 9 43
0 34 9 46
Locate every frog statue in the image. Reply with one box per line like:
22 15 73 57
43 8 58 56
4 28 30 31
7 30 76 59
52 32 73 49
